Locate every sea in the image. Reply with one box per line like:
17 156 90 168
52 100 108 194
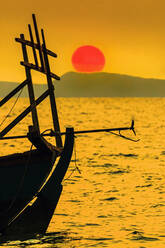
0 97 165 248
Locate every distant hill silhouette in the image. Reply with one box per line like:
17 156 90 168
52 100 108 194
56 72 165 97
1 72 165 97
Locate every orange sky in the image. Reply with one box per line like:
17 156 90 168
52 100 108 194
1 0 165 82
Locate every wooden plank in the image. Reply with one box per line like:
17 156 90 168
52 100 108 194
41 29 62 147
20 61 60 80
15 38 57 58
0 79 28 107
28 24 39 67
0 90 49 137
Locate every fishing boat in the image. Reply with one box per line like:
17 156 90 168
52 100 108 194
0 14 74 237
0 14 138 239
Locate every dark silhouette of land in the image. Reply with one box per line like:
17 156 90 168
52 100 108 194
1 72 165 97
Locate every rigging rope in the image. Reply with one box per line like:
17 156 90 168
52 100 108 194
0 87 24 128
64 136 81 182
3 144 33 214
7 129 57 228
4 128 54 215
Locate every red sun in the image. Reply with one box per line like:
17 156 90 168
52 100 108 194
72 45 105 73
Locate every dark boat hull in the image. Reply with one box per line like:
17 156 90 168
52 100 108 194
2 127 74 237
0 138 61 231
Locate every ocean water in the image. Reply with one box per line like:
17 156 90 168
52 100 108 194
0 97 165 247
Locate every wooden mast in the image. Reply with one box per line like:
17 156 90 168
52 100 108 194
32 14 45 71
41 28 62 147
0 14 62 147
20 33 40 133
28 24 39 68
30 14 62 147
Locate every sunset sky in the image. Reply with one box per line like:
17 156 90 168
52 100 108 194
1 0 165 82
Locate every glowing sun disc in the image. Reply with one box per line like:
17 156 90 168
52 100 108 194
72 45 105 73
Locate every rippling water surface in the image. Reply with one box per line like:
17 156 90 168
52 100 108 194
0 97 165 247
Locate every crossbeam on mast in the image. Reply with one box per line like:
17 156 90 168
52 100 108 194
20 61 60 80
15 38 57 58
